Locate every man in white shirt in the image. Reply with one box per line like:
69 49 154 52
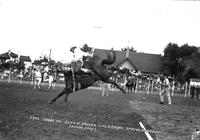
159 76 172 105
33 69 42 90
101 82 110 96
171 80 175 97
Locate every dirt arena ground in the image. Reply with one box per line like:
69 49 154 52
0 80 200 140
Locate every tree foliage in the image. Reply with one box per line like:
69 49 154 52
121 47 137 52
182 53 200 81
32 56 49 66
162 42 200 82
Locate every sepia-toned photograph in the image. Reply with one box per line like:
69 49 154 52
0 0 200 139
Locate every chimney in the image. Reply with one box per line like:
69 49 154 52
125 47 130 58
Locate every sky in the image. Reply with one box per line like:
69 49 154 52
0 0 200 63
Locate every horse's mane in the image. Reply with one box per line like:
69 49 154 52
101 50 116 66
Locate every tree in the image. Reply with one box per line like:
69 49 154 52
51 61 64 73
32 55 48 66
182 53 200 81
32 59 41 65
161 43 179 76
163 43 179 60
121 47 137 52
15 61 25 70
48 59 56 68
179 44 197 58
162 42 200 82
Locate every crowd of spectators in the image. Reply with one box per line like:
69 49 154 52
0 65 199 98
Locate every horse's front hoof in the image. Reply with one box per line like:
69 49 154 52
48 100 54 104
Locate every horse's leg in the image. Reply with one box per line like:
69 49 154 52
134 85 136 93
130 85 133 93
64 84 78 102
33 80 36 90
48 88 67 104
127 85 130 93
48 84 50 90
38 79 41 89
64 89 71 102
48 81 51 90
104 79 126 94
52 82 55 89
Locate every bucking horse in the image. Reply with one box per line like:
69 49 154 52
49 49 126 104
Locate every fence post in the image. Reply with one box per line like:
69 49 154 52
20 69 22 84
147 78 150 95
151 80 154 93
31 70 34 85
135 77 138 93
8 68 11 83
184 82 188 98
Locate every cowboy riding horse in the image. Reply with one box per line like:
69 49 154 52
49 49 126 104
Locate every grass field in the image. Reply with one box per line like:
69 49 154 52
0 81 200 140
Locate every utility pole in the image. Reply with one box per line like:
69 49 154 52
48 49 52 68
49 49 52 61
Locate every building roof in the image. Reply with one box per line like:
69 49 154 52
93 48 162 73
19 55 31 62
127 51 162 73
0 51 18 59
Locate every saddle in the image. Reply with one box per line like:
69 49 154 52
70 60 92 81
72 59 91 73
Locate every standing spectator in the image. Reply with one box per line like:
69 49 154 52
33 69 42 90
184 81 188 98
43 72 48 82
171 79 175 97
101 82 110 96
156 75 162 93
196 88 200 99
191 129 200 140
159 75 172 105
47 71 56 90
190 86 196 99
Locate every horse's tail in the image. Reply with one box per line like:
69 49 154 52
101 49 116 66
